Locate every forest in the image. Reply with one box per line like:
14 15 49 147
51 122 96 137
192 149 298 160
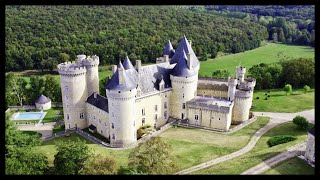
203 5 315 47
6 5 268 71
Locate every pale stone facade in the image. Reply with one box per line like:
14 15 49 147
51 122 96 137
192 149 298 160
57 36 256 147
305 128 315 164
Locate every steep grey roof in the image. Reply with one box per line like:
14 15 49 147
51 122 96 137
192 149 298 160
117 60 124 69
106 67 137 91
125 62 172 94
86 93 109 113
171 49 197 77
170 36 199 68
163 40 175 58
35 94 51 104
123 56 135 70
308 127 314 136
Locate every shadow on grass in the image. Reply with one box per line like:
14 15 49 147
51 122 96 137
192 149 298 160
41 133 95 146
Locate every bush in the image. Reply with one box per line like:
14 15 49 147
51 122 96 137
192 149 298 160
267 95 270 97
256 97 259 99
265 93 268 95
267 135 297 147
137 128 146 139
293 116 309 130
303 85 310 93
264 97 268 100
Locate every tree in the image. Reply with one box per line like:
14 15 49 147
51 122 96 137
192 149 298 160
80 154 117 175
212 70 230 79
293 116 309 130
44 75 61 102
277 28 286 43
127 137 176 174
303 85 310 93
59 53 70 63
54 138 92 175
283 84 292 95
5 73 28 106
28 76 46 104
99 78 107 97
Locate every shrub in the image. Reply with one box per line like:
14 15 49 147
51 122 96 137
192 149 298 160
256 97 259 99
265 93 268 95
137 128 145 139
267 135 297 147
293 116 309 130
268 90 270 93
267 95 270 97
303 85 310 93
264 97 268 100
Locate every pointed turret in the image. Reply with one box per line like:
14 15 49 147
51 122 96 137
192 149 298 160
123 56 135 70
117 60 124 69
163 40 175 58
106 61 136 91
170 36 199 69
171 49 197 77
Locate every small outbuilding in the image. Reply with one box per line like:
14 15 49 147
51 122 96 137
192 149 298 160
35 94 51 110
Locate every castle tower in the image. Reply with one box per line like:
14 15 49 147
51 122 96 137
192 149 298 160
228 77 237 101
236 66 246 84
170 49 198 120
106 62 137 147
81 55 100 97
57 60 88 129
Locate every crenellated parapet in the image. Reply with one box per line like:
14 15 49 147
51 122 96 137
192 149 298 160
81 55 100 67
57 62 87 77
235 89 252 98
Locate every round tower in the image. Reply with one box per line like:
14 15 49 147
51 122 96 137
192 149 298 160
106 64 137 147
81 55 100 97
232 89 252 125
236 66 246 84
170 49 198 120
57 61 88 129
228 77 238 101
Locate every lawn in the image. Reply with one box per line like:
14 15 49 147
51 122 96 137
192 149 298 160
252 88 314 112
34 116 269 172
199 43 314 77
262 157 314 175
159 116 269 170
192 122 308 174
22 130 42 138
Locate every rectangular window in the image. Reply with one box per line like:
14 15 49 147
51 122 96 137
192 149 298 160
80 113 84 119
164 111 167 119
195 115 199 120
155 114 158 120
154 123 156 129
112 134 115 140
99 119 101 123
65 95 68 100
142 108 145 116
94 116 96 120
155 105 158 111
112 123 114 129
68 124 70 128
142 118 145 126
182 103 186 109
101 130 103 134
164 102 167 109
67 114 69 120
133 120 135 127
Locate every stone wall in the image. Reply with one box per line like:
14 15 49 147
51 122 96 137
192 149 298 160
86 103 109 139
305 133 315 163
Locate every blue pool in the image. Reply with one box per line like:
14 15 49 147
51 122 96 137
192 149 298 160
11 112 47 121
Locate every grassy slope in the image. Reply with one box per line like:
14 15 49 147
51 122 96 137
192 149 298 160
192 122 308 174
262 157 314 175
199 43 314 77
252 88 314 112
34 117 269 171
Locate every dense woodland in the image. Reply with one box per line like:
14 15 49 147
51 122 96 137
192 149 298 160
203 5 315 46
6 5 268 71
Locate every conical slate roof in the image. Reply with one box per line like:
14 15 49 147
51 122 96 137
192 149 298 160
123 56 135 70
117 60 124 69
35 94 51 104
170 36 199 68
106 62 136 91
171 49 197 77
163 40 175 58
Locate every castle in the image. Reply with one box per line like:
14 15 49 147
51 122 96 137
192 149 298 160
57 36 256 147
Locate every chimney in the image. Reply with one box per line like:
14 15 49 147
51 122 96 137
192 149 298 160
187 53 192 70
135 60 141 73
118 67 125 85
164 55 169 63
93 92 97 98
112 65 117 74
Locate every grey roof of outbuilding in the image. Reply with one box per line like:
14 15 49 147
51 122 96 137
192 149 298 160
170 36 199 68
308 127 314 136
86 93 109 113
106 66 137 91
171 49 197 77
123 56 135 70
35 94 51 104
163 40 175 58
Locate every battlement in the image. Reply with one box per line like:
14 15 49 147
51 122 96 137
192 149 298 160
81 55 100 67
57 61 87 76
235 89 252 98
236 66 246 73
228 77 238 86
187 96 233 113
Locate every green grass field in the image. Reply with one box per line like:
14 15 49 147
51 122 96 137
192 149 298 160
252 88 314 112
262 157 314 175
199 43 314 77
34 116 269 172
192 122 308 174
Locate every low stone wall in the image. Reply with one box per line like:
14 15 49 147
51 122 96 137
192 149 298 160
8 105 36 110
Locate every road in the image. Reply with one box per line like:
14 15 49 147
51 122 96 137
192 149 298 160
175 109 314 175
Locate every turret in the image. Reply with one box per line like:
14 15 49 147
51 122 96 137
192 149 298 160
123 56 135 70
135 60 141 73
170 48 198 120
106 62 137 147
163 40 175 58
228 77 237 101
82 55 100 97
57 60 88 130
236 66 246 84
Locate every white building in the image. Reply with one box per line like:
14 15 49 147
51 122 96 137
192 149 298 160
57 36 256 147
35 94 51 110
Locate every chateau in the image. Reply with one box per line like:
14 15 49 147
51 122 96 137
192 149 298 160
57 36 256 147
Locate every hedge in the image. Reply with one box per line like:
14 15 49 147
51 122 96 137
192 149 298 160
267 135 297 147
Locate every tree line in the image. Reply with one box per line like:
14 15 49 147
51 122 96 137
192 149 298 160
6 5 268 71
204 5 315 47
